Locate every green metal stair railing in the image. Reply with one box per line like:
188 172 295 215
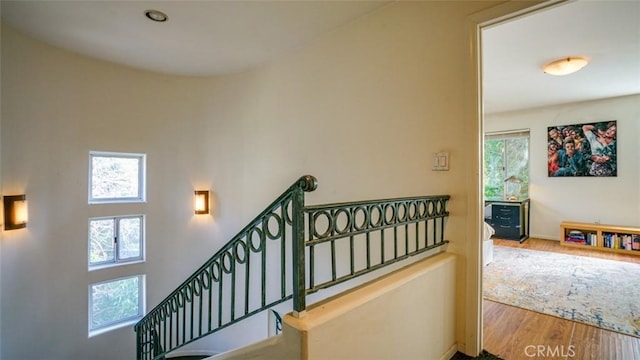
303 195 450 297
135 175 449 360
134 175 317 360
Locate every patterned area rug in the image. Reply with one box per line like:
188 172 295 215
483 246 640 338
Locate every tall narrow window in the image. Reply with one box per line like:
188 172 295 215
89 275 145 336
87 150 148 336
89 151 146 203
89 215 144 269
484 130 530 199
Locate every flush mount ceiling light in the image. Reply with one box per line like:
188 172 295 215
542 57 589 76
144 9 168 22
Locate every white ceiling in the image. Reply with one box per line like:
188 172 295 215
0 0 391 76
482 0 640 114
1 1 639 114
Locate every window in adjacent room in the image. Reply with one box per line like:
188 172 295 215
88 215 144 269
89 275 145 336
484 130 530 199
89 151 146 203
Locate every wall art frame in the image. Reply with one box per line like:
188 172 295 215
547 120 617 177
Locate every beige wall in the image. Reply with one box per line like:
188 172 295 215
0 0 530 358
213 253 457 360
292 253 457 360
485 95 640 240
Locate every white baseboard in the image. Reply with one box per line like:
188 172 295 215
441 343 458 360
530 233 559 241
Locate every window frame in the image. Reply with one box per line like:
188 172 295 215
88 151 147 204
88 215 145 270
484 129 530 199
88 274 146 337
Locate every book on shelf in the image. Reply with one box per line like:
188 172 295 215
622 234 632 250
565 230 585 244
560 222 640 253
603 232 639 251
565 238 587 245
603 233 615 248
564 230 600 246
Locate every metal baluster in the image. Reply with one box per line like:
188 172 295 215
208 273 213 332
393 226 398 260
349 235 355 275
309 243 315 290
139 326 143 360
440 216 445 244
230 258 236 322
217 276 223 327
189 286 194 342
393 203 398 259
281 203 287 299
432 217 436 247
405 223 409 255
307 210 315 290
167 304 172 351
366 232 371 269
261 239 266 308
245 248 251 316
381 227 385 264
181 292 186 345
331 239 337 281
415 218 420 252
198 279 203 337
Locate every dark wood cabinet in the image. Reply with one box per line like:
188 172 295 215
485 198 530 243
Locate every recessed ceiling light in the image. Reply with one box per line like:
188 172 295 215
542 57 588 76
145 9 168 22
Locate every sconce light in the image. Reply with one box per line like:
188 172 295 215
194 190 209 215
4 194 28 230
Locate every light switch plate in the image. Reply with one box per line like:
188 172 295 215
432 152 449 171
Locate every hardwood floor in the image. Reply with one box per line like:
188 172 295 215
483 238 640 360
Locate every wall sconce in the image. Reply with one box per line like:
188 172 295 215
4 194 28 230
194 190 209 215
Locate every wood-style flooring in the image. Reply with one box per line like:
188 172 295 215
483 238 640 360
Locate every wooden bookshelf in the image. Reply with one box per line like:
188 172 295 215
560 221 640 256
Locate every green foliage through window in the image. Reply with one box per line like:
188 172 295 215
484 132 529 199
89 151 146 203
89 219 115 264
89 216 144 267
87 151 147 336
90 275 144 332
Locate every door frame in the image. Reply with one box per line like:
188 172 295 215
464 0 567 356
